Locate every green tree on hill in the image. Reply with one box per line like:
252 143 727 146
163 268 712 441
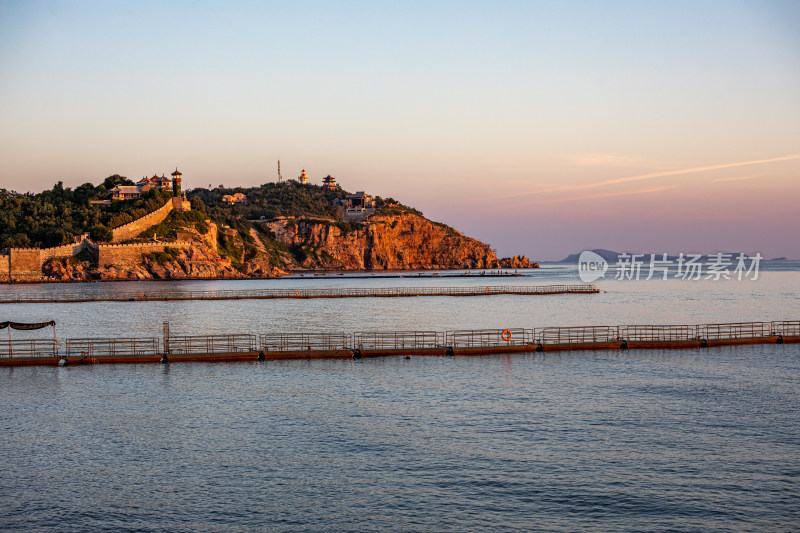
0 177 170 248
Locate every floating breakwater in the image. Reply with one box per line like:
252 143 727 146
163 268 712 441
1 320 797 366
0 284 598 303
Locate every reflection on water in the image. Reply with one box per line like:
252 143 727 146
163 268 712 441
1 265 798 340
2 266 800 531
1 344 798 531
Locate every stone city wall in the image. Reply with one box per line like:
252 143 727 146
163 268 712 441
111 197 191 243
2 198 194 281
39 238 92 262
97 242 193 268
7 248 44 282
0 253 10 281
3 237 96 282
111 200 174 243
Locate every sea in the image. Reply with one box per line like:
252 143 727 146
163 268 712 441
1 263 799 532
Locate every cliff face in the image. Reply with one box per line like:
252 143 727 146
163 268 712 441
43 243 248 281
41 221 286 282
38 211 533 282
266 213 501 270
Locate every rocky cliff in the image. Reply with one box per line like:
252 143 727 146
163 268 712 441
37 207 534 282
264 212 530 270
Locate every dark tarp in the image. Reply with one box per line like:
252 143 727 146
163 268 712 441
0 321 56 330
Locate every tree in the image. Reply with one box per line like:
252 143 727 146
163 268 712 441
102 174 134 190
90 225 113 243
190 195 207 214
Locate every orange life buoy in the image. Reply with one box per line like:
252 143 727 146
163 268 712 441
295 290 300 296
501 329 512 341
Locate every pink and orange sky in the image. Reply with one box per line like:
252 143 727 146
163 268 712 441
1 1 798 259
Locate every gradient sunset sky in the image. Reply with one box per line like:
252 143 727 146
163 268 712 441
1 1 798 259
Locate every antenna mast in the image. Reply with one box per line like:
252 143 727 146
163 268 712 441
277 160 283 182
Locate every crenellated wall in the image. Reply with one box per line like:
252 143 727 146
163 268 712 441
7 248 43 281
2 237 95 282
0 252 10 280
2 198 194 282
39 238 92 262
112 199 174 243
111 197 192 243
97 242 193 268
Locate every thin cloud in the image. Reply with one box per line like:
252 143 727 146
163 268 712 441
588 155 798 188
493 154 800 202
712 175 756 183
530 185 675 205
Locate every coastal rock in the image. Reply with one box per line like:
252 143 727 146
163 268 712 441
498 255 538 269
43 259 94 281
241 259 287 278
264 212 500 270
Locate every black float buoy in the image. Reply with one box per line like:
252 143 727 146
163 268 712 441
700 339 708 348
257 351 265 361
352 349 362 359
777 335 784 345
620 340 628 350
160 354 169 364
535 343 544 352
445 346 454 356
405 355 411 360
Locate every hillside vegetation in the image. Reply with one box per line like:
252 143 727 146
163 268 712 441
3 176 501 270
188 181 421 229
5 176 535 278
189 181 349 223
0 176 173 248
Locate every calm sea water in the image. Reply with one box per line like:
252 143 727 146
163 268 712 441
1 265 799 531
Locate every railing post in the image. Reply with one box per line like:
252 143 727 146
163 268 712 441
163 322 170 354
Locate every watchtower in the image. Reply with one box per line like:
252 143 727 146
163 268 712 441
171 168 182 196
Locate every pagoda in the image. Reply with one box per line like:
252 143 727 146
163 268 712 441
322 175 337 191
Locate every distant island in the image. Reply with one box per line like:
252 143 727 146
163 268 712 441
0 172 535 283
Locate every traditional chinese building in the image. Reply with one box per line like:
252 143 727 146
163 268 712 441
222 192 248 204
322 175 337 190
110 169 184 200
109 185 143 200
345 192 376 210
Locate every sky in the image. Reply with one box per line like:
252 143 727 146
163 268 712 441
1 0 798 260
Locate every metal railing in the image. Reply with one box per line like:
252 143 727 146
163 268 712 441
698 322 773 340
66 338 160 356
260 333 351 352
354 331 443 350
167 334 256 354
772 321 800 336
618 325 698 342
535 326 618 344
0 284 599 303
3 318 798 361
0 339 58 357
446 328 534 347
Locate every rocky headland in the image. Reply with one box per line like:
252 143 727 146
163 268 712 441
3 178 536 283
